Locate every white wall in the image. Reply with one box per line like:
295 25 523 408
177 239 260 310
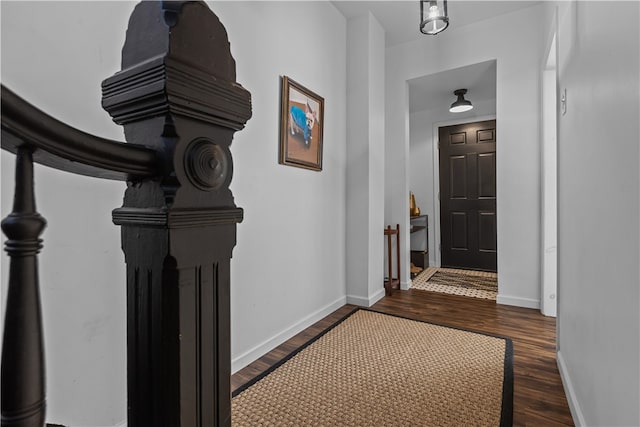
1 2 348 426
386 5 545 307
554 1 640 425
345 12 386 306
1 3 135 426
209 1 347 373
409 98 496 268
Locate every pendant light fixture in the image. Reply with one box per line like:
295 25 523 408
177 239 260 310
420 0 449 35
449 89 473 113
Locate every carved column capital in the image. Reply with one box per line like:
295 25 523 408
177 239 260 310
102 0 251 208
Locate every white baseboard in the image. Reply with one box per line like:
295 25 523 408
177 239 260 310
346 294 368 306
557 350 585 426
369 288 385 305
400 280 411 290
346 287 385 307
231 296 346 373
496 294 540 309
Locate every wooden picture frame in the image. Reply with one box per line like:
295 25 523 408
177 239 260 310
279 76 324 171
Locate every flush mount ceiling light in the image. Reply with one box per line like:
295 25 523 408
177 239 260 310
420 0 449 35
449 89 473 113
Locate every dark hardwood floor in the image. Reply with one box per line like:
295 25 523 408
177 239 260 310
231 289 574 426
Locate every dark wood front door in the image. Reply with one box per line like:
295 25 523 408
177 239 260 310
439 120 497 272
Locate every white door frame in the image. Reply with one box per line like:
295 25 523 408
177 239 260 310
541 32 558 317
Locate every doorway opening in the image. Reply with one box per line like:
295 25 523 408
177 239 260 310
410 117 499 302
408 61 497 264
407 60 497 300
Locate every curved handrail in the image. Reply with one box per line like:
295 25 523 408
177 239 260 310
1 85 159 181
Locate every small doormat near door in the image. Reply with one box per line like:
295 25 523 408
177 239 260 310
232 309 513 426
412 267 498 300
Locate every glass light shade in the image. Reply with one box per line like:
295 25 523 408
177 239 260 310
449 104 473 113
449 89 473 113
420 0 449 35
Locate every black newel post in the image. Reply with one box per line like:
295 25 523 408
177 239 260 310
1 147 47 427
103 2 251 426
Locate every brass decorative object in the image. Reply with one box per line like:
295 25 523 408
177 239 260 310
410 192 421 217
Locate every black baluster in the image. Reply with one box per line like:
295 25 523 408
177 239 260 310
1 147 47 427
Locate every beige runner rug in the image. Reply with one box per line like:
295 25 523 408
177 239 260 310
412 267 498 300
232 309 513 426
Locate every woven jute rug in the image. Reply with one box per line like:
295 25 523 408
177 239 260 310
232 309 513 426
412 267 498 300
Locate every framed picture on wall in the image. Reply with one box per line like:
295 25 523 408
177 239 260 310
279 76 324 171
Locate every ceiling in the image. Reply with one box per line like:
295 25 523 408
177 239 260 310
408 60 496 113
332 1 540 47
332 1 536 114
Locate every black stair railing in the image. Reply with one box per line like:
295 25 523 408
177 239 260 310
0 1 252 426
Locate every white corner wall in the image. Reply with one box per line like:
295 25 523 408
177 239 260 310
555 1 640 425
386 5 545 306
1 2 348 426
345 12 386 306
208 2 348 373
